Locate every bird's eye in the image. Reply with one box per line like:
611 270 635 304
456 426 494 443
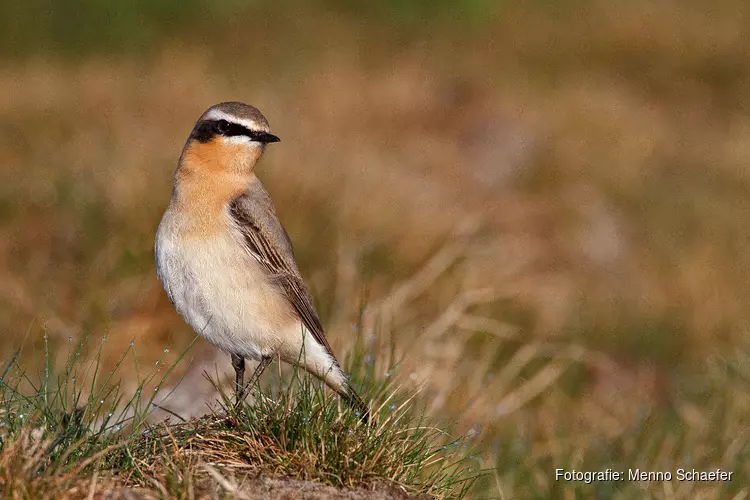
217 120 231 134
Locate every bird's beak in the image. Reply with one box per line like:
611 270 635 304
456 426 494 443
255 132 280 144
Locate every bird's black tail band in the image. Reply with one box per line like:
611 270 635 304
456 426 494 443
341 383 373 424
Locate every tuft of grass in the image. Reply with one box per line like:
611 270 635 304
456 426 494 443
123 375 477 498
0 333 479 498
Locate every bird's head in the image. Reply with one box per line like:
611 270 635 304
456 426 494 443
180 102 280 176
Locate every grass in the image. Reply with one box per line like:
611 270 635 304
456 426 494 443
0 334 478 498
481 352 750 498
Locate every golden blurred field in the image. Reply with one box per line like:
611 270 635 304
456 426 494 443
2 0 750 496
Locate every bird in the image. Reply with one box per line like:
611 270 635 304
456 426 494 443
155 102 370 421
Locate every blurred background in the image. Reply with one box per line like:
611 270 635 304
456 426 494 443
2 0 750 496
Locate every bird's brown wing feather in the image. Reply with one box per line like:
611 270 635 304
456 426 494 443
228 193 337 361
229 188 372 423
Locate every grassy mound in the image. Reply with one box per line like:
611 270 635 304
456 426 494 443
0 336 478 498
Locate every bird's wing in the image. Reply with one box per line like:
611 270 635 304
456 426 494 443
228 188 337 360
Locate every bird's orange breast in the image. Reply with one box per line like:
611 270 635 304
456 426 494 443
172 140 251 238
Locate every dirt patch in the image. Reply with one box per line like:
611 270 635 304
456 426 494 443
103 477 429 500
230 478 428 500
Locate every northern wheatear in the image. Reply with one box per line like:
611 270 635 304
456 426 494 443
155 102 369 420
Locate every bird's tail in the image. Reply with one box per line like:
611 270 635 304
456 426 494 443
291 338 373 423
338 382 373 424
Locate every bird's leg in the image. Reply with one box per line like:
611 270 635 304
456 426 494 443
231 353 245 407
238 356 273 404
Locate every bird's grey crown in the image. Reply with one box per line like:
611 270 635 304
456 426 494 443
201 102 270 131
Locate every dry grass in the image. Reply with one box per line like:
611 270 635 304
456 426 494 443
2 0 750 497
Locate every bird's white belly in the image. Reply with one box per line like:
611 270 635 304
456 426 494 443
156 227 293 361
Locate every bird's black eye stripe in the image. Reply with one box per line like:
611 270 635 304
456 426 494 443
190 118 281 144
216 120 254 138
191 119 256 143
